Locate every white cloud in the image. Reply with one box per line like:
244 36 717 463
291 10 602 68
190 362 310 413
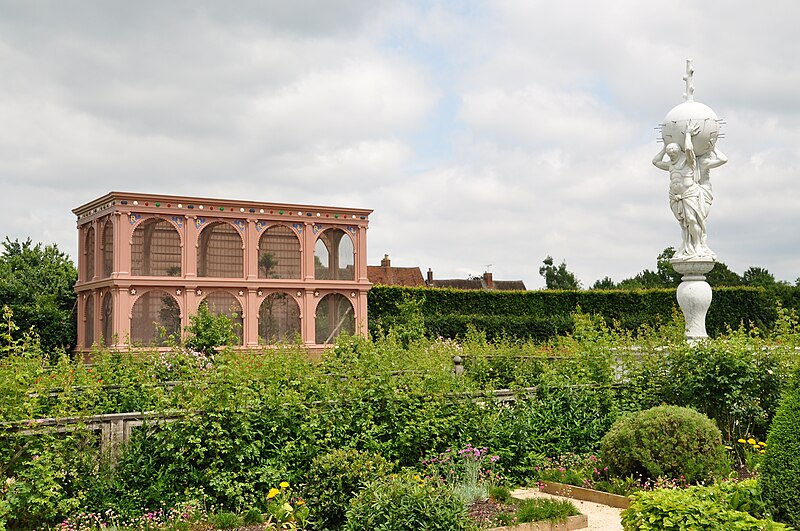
1 0 799 292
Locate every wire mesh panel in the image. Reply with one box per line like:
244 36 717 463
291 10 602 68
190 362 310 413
197 222 243 278
84 294 95 347
258 225 301 279
102 219 114 278
314 229 354 280
102 292 113 346
259 292 301 344
203 291 243 344
131 218 182 276
85 226 96 280
131 291 181 346
315 293 355 344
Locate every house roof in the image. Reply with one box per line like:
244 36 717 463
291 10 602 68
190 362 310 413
367 265 426 287
428 277 527 291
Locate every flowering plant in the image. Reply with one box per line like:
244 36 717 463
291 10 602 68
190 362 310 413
264 482 310 530
421 444 502 503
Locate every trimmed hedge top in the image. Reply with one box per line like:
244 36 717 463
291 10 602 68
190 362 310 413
368 285 787 341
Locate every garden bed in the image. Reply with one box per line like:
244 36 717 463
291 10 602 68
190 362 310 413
486 513 588 531
538 481 630 510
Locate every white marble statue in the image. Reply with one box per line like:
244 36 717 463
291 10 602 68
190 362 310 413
653 61 727 260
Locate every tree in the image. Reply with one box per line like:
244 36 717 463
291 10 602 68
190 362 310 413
539 256 581 290
705 261 742 287
0 238 77 354
742 266 776 288
617 269 665 290
655 247 681 287
591 276 617 290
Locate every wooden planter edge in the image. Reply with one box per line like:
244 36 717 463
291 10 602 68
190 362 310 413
485 513 588 531
538 480 631 509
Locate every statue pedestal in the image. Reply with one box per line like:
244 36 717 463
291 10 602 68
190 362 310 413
671 258 715 342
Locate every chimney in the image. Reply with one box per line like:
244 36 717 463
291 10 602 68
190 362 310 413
483 271 493 290
381 254 391 267
427 268 433 285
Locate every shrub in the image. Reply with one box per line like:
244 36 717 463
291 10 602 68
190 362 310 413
304 448 394 531
422 444 502 504
344 469 473 531
515 498 579 524
208 511 241 529
621 480 789 530
761 371 800 527
601 405 729 483
184 301 240 354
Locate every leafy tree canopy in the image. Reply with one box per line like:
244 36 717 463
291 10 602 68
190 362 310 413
743 266 776 288
539 255 581 290
0 237 77 354
592 247 749 290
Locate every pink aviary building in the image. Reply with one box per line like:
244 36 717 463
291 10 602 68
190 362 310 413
73 192 371 352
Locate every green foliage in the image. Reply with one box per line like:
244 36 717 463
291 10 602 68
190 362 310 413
743 267 777 288
0 238 77 355
621 480 789 530
209 511 241 529
615 329 792 443
242 506 265 525
601 405 729 484
369 284 794 341
761 369 800 527
305 448 394 531
539 255 581 290
344 469 474 531
377 292 426 347
514 497 579 524
183 301 241 354
1 310 797 529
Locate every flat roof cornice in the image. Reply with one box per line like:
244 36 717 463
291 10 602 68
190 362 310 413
73 191 373 220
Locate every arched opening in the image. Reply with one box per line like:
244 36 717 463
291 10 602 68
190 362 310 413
314 228 354 280
84 294 95 347
102 292 113 347
202 291 243 344
102 220 114 278
258 225 301 279
315 293 355 344
259 293 301 344
131 291 181 346
198 222 243 278
85 226 95 281
131 218 182 276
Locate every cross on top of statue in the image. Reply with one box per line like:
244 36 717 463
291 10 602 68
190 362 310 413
683 59 695 102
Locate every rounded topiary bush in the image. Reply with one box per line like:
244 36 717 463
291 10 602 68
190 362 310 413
761 376 800 527
600 405 728 483
304 448 394 531
345 469 472 531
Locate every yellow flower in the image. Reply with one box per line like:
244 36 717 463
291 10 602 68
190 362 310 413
759 442 767 447
737 439 746 444
724 445 733 450
747 438 756 445
267 488 280 499
280 481 290 489
760 450 766 454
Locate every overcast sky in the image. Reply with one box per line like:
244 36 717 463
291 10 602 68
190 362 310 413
2 1 799 289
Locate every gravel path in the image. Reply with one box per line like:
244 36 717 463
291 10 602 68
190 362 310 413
511 487 624 531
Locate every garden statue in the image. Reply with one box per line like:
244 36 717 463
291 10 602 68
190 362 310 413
653 61 727 260
654 60 727 341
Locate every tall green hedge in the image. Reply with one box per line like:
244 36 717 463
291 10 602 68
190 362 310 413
368 285 790 341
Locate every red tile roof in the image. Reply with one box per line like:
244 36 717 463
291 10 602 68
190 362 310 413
367 266 426 287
